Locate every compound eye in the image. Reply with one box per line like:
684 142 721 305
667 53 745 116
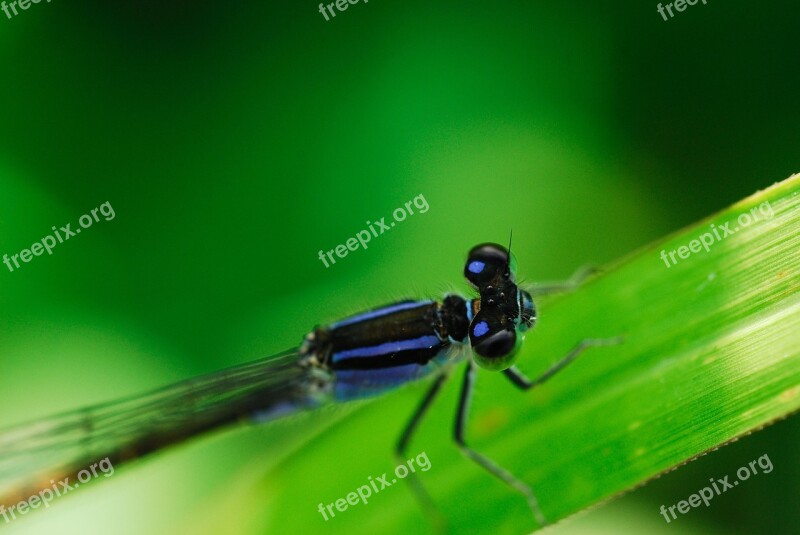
464 243 512 290
469 310 521 371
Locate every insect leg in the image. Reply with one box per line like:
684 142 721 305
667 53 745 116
526 265 601 297
454 362 548 527
503 337 623 391
395 372 450 530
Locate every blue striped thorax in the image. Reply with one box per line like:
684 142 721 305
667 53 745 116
300 242 536 400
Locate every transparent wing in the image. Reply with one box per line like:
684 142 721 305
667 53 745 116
0 349 331 504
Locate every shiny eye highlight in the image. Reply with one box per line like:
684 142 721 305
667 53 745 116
463 243 514 290
468 310 523 371
472 320 490 337
467 260 487 275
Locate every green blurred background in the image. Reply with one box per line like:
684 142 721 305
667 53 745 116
0 1 797 533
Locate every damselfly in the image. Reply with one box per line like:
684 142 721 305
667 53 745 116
0 242 619 528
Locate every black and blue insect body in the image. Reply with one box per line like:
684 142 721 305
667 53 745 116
0 242 619 528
